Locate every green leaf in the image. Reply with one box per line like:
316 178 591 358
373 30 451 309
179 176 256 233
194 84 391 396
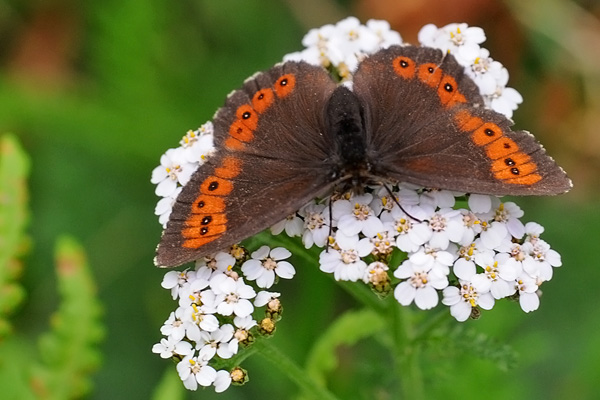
0 337 37 400
429 324 519 371
31 236 104 400
305 308 386 385
151 367 185 400
0 134 30 263
0 134 30 337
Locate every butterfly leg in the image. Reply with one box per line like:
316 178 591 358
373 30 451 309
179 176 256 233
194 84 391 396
383 184 422 222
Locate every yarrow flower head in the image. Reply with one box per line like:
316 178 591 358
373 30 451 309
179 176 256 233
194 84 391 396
241 246 296 289
284 16 402 80
418 22 486 65
152 122 215 228
151 18 567 393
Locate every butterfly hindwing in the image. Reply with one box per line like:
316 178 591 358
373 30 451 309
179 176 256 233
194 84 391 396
353 45 571 195
156 62 338 267
157 44 572 267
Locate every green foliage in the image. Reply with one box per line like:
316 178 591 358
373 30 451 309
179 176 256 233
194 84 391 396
152 368 186 400
445 324 518 371
0 135 103 400
304 308 385 386
31 236 104 400
0 134 29 338
425 322 519 371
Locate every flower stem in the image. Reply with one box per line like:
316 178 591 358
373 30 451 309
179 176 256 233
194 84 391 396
390 302 425 400
253 338 340 400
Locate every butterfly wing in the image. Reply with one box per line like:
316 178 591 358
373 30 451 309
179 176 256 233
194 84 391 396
156 62 338 267
353 45 571 195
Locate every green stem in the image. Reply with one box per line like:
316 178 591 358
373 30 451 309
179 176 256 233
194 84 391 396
253 339 340 400
390 302 425 400
413 306 450 343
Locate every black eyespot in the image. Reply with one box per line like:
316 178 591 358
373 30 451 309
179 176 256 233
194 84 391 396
505 158 516 166
400 60 408 68
510 167 520 175
504 142 511 149
444 83 453 92
485 128 495 136
201 216 212 225
200 227 209 235
208 181 219 191
197 200 205 208
242 111 251 119
428 67 434 73
258 93 264 100
280 78 288 86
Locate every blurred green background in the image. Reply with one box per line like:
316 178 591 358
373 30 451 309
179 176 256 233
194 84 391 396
1 0 599 398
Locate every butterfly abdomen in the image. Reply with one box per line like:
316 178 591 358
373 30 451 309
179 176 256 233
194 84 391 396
326 86 370 186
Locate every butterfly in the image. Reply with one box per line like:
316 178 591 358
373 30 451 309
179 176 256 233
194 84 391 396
155 45 571 268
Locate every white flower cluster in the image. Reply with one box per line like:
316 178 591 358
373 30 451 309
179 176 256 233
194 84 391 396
284 17 402 80
151 122 215 226
274 185 561 321
418 23 523 118
152 18 560 392
152 245 295 391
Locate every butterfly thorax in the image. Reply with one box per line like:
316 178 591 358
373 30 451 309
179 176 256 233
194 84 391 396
326 86 371 189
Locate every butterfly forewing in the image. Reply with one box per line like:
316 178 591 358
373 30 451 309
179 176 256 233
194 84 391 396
353 45 571 195
156 62 338 267
157 45 572 268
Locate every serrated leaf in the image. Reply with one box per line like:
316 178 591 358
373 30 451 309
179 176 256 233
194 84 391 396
0 134 30 337
31 236 104 400
0 134 29 263
430 324 519 371
0 337 38 400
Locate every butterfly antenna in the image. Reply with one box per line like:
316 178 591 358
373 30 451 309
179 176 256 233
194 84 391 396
383 184 422 222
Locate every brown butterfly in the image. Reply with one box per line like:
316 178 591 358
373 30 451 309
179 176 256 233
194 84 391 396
155 45 571 268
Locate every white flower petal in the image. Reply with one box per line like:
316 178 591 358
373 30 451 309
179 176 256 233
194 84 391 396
196 365 217 387
255 269 275 289
519 292 540 312
414 286 439 310
214 370 232 393
471 273 492 292
394 282 416 306
271 247 292 260
478 292 495 310
490 279 513 299
275 261 296 279
251 245 270 259
450 301 472 322
454 258 476 280
442 286 460 306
